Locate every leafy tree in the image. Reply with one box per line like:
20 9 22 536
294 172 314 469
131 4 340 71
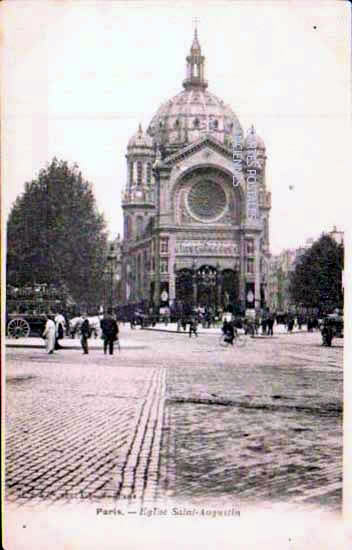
7 158 109 308
288 234 344 312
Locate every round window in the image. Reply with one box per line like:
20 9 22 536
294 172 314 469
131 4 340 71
187 180 227 221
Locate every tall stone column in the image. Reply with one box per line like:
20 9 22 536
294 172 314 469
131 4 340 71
152 161 161 309
169 234 176 302
192 268 197 306
254 235 261 312
239 229 246 311
217 271 222 308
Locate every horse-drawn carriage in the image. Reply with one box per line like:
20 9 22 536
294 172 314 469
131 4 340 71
320 313 343 346
6 283 75 338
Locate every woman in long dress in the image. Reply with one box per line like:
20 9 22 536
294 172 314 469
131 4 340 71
42 315 56 354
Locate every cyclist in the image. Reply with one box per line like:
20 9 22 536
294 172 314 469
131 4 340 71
189 316 198 338
222 319 235 346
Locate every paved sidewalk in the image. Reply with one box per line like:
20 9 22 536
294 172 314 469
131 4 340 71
141 322 307 335
5 335 148 350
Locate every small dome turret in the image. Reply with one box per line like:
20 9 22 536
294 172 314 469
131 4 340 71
244 125 265 150
127 123 153 150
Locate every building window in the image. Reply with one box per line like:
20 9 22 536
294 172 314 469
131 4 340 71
175 119 180 128
246 239 254 255
160 259 168 274
125 216 132 239
213 119 218 129
264 218 269 241
146 162 152 185
137 161 143 186
160 237 169 254
247 259 254 274
194 118 199 128
129 162 134 184
137 216 143 238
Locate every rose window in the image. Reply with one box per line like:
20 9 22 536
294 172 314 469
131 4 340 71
187 180 227 221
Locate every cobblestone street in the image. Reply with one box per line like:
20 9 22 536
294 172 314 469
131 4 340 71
5 326 343 514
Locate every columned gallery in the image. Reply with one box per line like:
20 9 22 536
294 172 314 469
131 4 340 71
120 30 271 315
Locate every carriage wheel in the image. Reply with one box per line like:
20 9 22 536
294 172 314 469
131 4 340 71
219 334 230 348
235 335 246 348
7 318 31 338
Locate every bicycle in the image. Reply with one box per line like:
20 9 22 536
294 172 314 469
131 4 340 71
219 332 246 348
115 336 121 353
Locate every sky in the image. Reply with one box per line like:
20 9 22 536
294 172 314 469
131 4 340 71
2 0 351 255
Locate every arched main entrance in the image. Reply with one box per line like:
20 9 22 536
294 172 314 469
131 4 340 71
175 265 240 310
196 265 217 307
175 268 193 311
221 269 239 312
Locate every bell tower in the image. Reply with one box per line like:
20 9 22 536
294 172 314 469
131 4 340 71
122 124 155 242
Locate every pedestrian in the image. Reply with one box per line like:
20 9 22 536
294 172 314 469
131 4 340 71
54 312 66 349
307 317 313 332
267 313 274 336
80 315 91 355
42 314 56 354
321 318 333 347
177 316 182 332
189 316 198 338
287 317 294 332
261 317 267 335
297 315 303 330
100 311 119 355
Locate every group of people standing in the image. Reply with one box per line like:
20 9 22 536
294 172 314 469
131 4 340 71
42 311 119 356
42 313 66 354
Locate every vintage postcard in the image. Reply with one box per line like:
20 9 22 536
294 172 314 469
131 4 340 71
2 0 351 548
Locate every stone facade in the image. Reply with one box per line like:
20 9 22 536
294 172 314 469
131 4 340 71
120 30 271 314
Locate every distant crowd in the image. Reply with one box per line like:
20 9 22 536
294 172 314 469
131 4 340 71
40 306 343 355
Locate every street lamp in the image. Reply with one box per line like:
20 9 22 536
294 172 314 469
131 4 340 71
152 152 163 310
107 244 117 313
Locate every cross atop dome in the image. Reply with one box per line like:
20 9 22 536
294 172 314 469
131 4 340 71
191 17 201 53
183 24 208 90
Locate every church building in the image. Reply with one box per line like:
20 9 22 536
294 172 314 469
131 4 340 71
120 29 271 315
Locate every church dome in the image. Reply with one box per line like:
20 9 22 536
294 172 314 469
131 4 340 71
127 123 153 150
244 125 265 150
147 29 243 149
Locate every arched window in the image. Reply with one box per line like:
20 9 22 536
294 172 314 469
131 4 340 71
247 259 254 274
213 119 218 129
129 162 134 184
137 216 143 238
146 162 152 185
175 119 180 128
137 161 143 186
125 215 132 239
194 118 200 128
137 255 141 291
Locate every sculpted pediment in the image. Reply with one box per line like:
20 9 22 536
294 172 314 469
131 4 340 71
166 135 245 191
164 134 233 168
